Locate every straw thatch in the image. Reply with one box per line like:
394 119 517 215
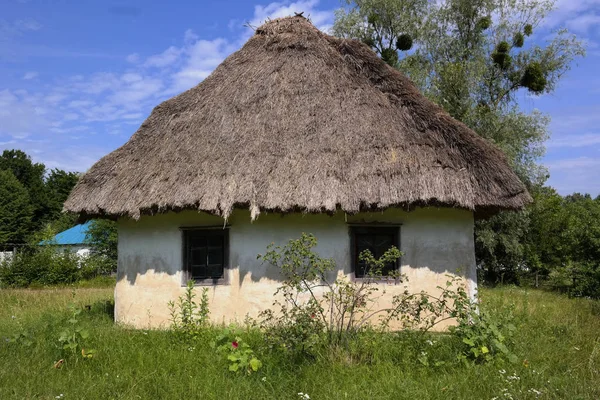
65 16 531 221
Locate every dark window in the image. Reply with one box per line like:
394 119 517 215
351 227 399 278
183 229 228 282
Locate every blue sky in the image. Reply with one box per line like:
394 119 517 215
1 0 599 195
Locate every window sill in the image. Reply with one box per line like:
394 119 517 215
351 275 402 285
182 278 228 286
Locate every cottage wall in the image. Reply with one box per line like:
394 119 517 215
115 207 477 329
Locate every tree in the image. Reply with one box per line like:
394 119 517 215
45 169 80 232
0 149 49 231
0 170 34 246
525 190 600 298
334 0 584 283
85 220 118 273
46 169 80 216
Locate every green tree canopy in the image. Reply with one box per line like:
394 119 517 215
0 170 34 246
0 149 49 231
85 220 118 273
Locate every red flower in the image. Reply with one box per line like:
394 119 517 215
310 314 316 319
231 341 239 349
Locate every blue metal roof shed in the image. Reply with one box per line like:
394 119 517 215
40 221 92 245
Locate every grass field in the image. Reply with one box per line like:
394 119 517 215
0 286 598 400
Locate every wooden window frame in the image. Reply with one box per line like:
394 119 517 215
349 225 401 281
181 226 230 286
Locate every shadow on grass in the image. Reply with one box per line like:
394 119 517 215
86 299 115 320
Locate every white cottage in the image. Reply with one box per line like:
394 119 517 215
65 16 530 328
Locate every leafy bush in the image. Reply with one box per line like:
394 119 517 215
256 233 403 354
168 281 210 341
0 247 81 287
212 326 262 374
449 301 518 364
57 304 94 357
256 234 485 361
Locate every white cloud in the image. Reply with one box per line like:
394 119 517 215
22 71 38 80
0 90 47 137
544 0 600 33
144 46 182 68
166 38 233 94
14 19 42 31
0 18 42 36
547 156 600 170
251 0 333 31
564 13 600 33
546 156 600 195
547 133 600 148
126 53 140 63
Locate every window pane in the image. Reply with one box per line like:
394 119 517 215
353 228 398 278
185 230 227 281
191 247 207 266
208 246 223 265
208 236 223 247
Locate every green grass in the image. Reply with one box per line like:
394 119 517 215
0 286 598 400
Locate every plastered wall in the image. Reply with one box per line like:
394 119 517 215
115 207 477 329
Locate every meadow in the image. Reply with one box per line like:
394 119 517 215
0 286 598 400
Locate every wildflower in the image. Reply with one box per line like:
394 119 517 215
11 316 16 319
232 341 239 349
297 393 310 399
261 377 267 382
310 313 316 319
522 359 529 367
499 369 506 374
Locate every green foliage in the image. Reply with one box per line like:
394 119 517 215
396 33 413 51
381 47 399 66
450 303 518 364
491 51 512 70
213 326 262 374
526 190 600 298
524 23 533 36
385 274 472 332
496 41 510 54
85 219 118 273
476 15 491 30
45 169 80 222
0 169 34 245
521 62 548 93
257 234 482 359
333 0 426 68
57 304 92 355
168 281 210 340
256 233 404 353
513 32 525 48
0 246 82 288
0 149 81 245
0 149 50 233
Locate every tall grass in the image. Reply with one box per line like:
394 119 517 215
0 286 598 399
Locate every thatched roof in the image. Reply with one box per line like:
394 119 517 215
65 16 531 221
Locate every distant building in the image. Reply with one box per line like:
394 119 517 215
40 222 92 257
